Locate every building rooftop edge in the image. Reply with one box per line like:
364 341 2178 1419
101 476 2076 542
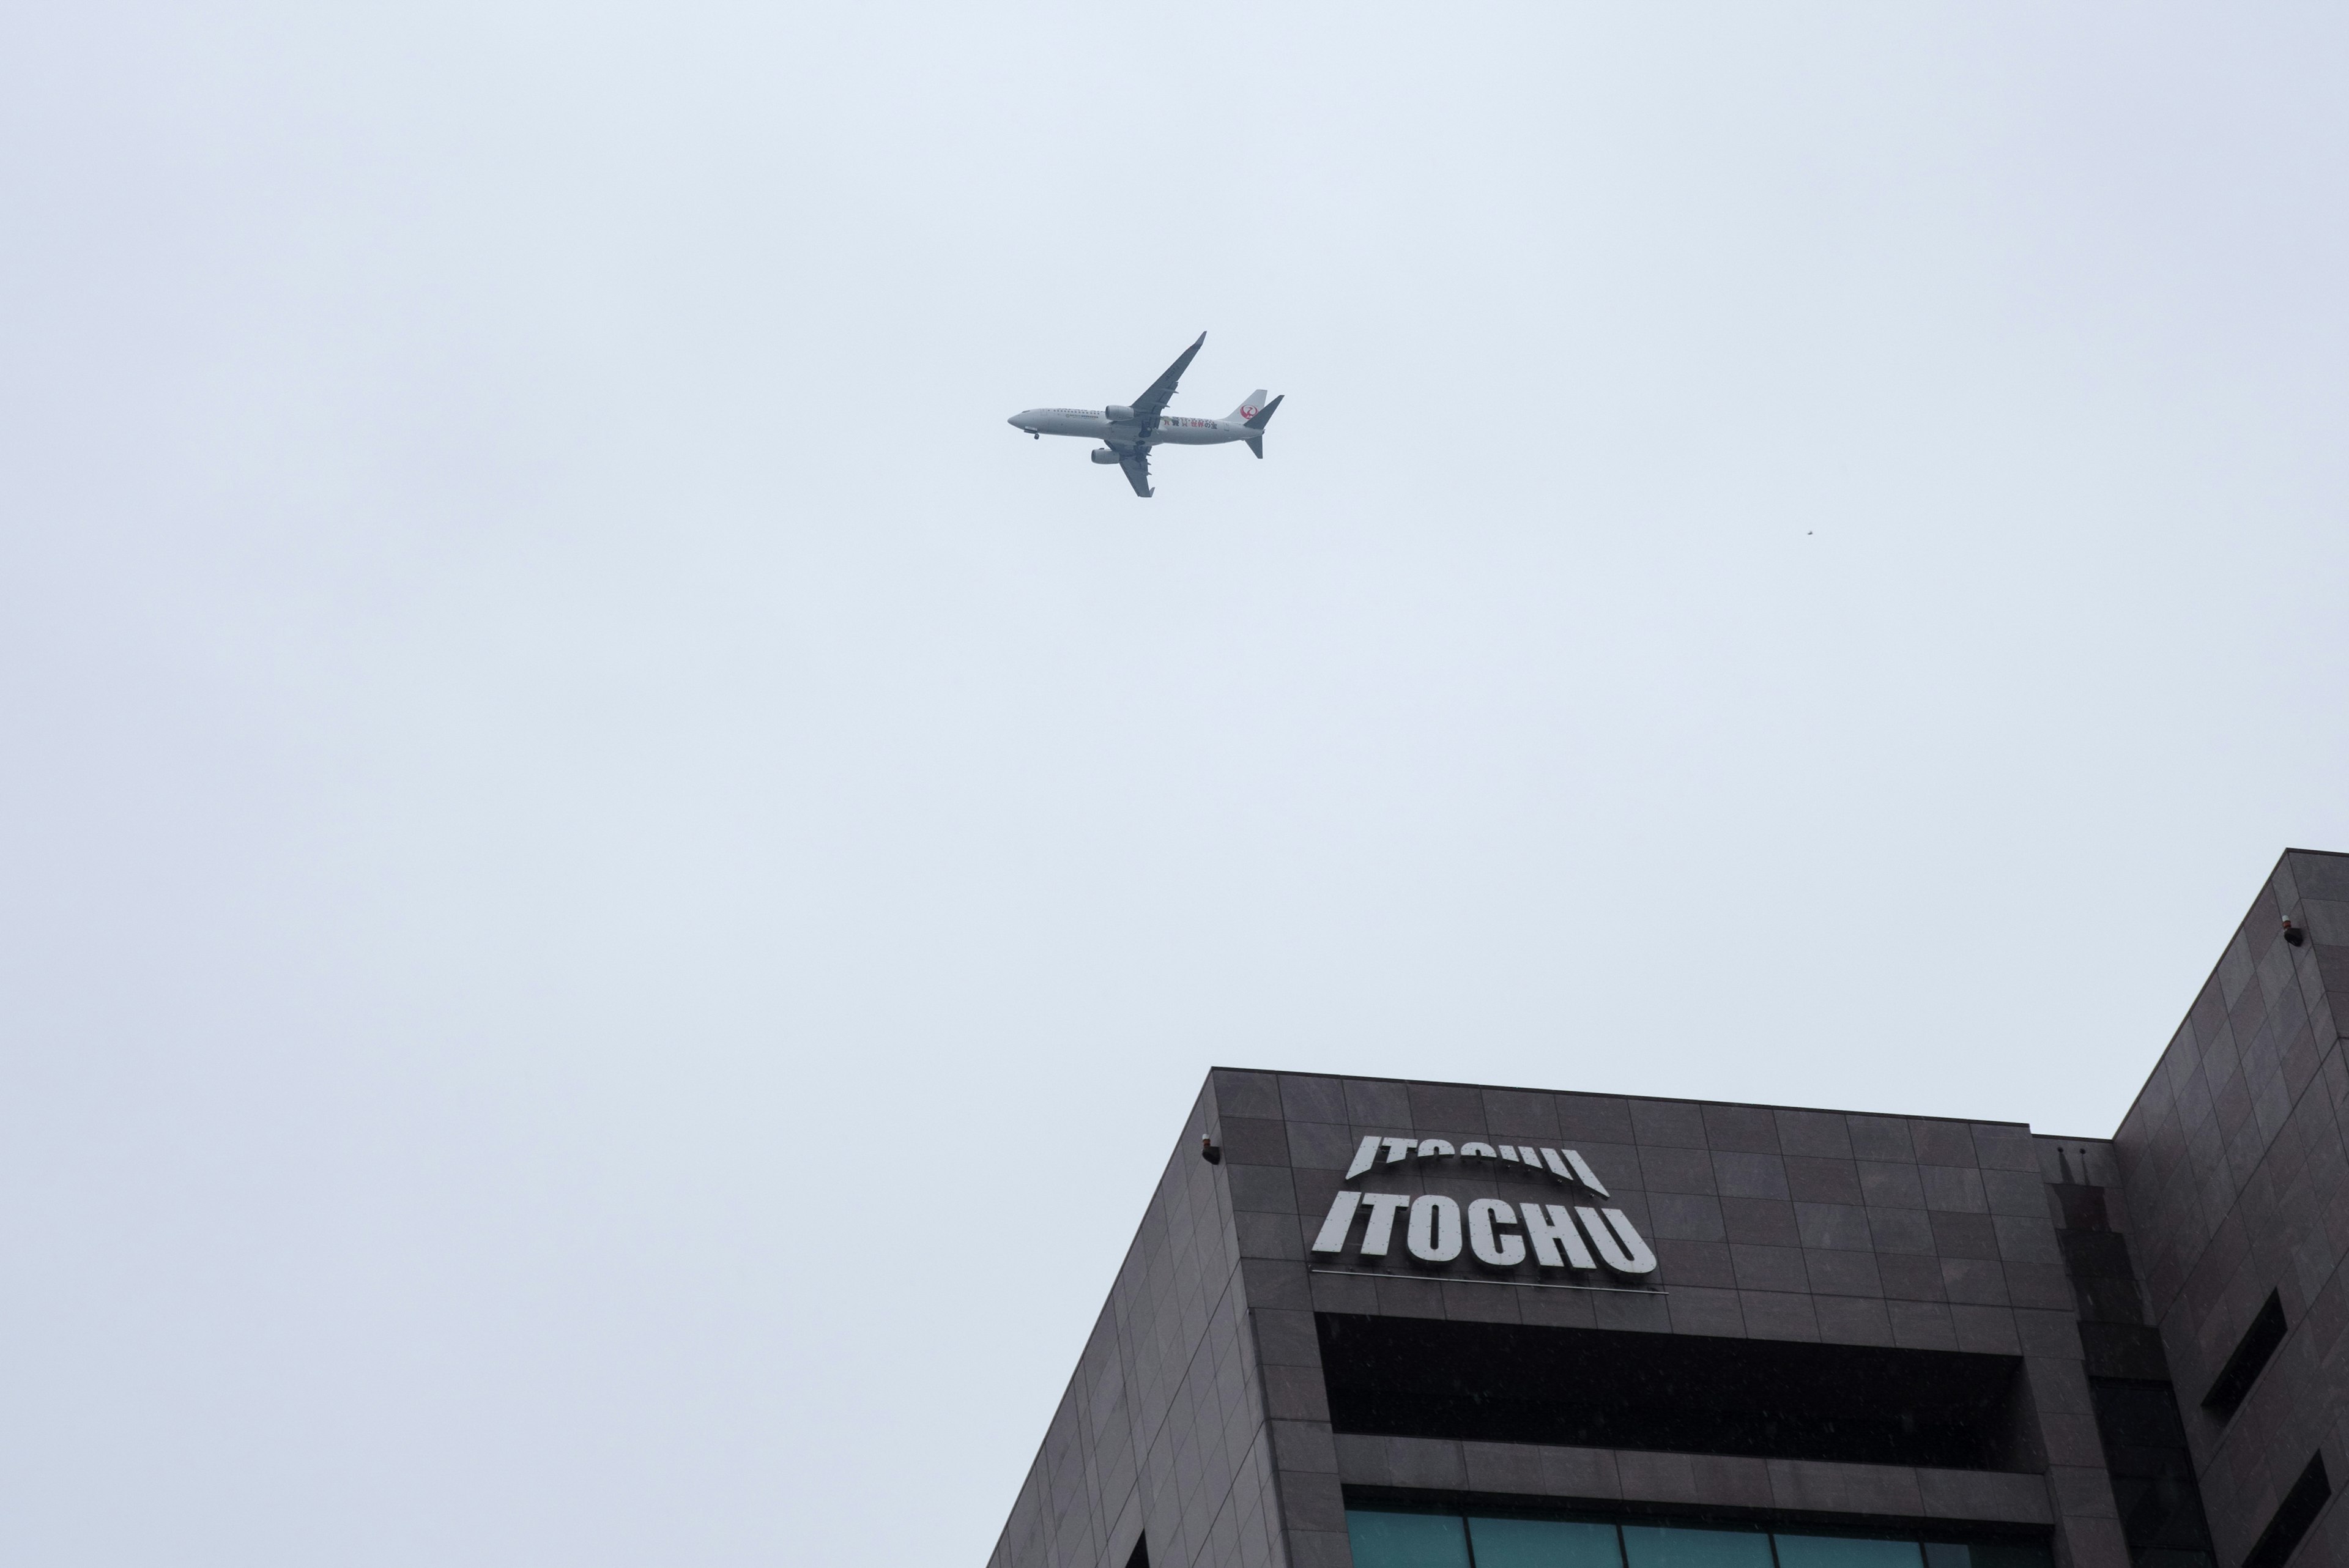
1206 1065 2039 1132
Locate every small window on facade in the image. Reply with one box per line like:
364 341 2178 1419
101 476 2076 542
2203 1289 2288 1416
2243 1452 2331 1568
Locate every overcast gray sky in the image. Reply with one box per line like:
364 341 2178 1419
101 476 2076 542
4 4 2346 1563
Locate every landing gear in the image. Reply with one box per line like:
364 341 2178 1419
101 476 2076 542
1031 431 1039 439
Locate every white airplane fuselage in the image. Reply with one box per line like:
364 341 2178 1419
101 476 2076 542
1009 335 1279 496
1006 409 1255 448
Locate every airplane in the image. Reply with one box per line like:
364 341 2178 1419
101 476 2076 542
1007 332 1282 497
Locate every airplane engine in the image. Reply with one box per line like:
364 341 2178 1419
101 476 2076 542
1089 448 1122 464
1102 404 1135 423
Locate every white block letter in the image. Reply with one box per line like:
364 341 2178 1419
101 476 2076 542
1416 1139 1453 1160
1406 1195 1463 1262
1345 1135 1381 1180
1459 1142 1496 1161
1520 1203 1597 1269
1381 1137 1418 1165
1564 1150 1609 1197
1578 1206 1657 1276
1358 1192 1412 1257
1468 1198 1526 1266
1311 1190 1363 1254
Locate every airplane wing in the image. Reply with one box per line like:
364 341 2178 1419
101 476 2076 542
1118 448 1153 497
1129 332 1206 427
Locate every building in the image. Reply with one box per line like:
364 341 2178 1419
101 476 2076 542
986 849 2349 1568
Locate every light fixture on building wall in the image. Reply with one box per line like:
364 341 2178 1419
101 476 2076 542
2284 918 2307 948
1200 1135 1222 1164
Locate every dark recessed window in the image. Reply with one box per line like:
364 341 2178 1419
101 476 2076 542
2242 1453 2331 1568
1318 1313 2027 1471
2203 1291 2287 1418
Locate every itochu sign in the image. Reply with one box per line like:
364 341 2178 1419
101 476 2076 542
1309 1134 1657 1279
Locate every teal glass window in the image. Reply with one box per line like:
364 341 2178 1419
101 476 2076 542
1620 1525 1775 1568
1346 1509 1471 1568
1469 1517 1625 1568
1775 1536 1924 1568
1350 1504 2046 1568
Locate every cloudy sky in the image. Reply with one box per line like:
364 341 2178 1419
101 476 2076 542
4 4 2345 1563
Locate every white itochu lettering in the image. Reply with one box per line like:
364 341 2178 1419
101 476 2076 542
1562 1150 1610 1197
1307 1139 1646 1283
1310 1189 1362 1254
1406 1195 1462 1262
1357 1192 1412 1257
1518 1203 1597 1269
1467 1199 1525 1266
1577 1206 1658 1276
1309 1189 1649 1279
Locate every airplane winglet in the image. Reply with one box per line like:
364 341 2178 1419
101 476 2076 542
1131 334 1208 426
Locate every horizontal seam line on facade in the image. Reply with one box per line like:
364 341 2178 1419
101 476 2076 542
1308 1267 1667 1296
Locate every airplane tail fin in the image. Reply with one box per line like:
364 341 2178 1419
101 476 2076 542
1242 393 1281 456
1227 390 1269 423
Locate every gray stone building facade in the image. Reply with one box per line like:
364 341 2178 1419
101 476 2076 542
989 850 2349 1568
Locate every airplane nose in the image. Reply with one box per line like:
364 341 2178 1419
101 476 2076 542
1006 414 1025 428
